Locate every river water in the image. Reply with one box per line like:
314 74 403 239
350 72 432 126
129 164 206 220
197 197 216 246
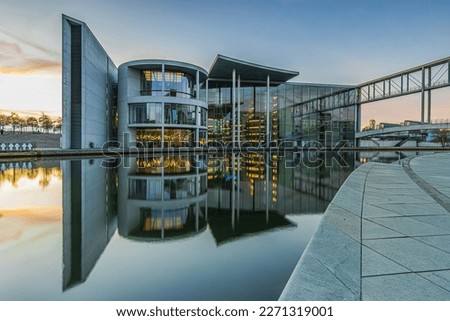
0 152 358 300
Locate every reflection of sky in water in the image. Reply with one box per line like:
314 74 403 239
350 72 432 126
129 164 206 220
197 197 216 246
0 213 320 300
0 163 62 300
0 164 62 209
0 156 354 300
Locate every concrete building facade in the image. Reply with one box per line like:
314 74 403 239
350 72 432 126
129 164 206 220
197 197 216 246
62 15 355 149
62 15 118 149
118 60 208 148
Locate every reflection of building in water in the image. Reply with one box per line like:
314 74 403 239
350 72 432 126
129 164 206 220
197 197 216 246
62 159 117 290
288 151 354 210
118 60 208 148
206 152 298 245
207 152 354 217
118 155 208 241
207 209 296 246
207 153 277 212
0 161 61 188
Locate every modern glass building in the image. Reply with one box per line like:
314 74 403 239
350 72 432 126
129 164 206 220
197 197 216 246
62 15 355 149
118 60 208 148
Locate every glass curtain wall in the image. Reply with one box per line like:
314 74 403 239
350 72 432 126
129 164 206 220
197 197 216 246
207 81 276 147
206 81 352 147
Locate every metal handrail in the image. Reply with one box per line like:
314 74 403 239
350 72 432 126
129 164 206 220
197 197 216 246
140 89 195 98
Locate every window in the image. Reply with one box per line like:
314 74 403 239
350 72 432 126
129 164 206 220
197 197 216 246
141 70 163 96
129 103 162 124
164 71 194 98
164 104 196 125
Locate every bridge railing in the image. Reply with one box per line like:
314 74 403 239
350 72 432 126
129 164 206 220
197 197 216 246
430 118 450 124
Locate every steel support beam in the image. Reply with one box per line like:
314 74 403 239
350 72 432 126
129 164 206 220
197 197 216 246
266 74 270 147
205 79 208 145
421 67 425 123
232 68 236 148
237 74 241 146
196 69 200 147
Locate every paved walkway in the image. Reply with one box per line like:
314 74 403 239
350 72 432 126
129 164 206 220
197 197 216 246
280 152 450 300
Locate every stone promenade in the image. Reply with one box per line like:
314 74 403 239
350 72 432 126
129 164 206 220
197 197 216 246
280 152 450 300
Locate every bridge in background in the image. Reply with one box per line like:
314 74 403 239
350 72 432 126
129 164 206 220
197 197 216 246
356 120 450 139
292 56 450 144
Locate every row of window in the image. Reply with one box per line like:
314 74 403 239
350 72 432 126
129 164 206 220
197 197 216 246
129 103 207 126
129 175 208 201
135 128 207 147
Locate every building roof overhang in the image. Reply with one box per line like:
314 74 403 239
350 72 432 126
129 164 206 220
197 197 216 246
208 54 299 83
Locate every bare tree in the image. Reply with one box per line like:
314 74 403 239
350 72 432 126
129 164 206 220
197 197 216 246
0 113 7 129
27 116 39 133
39 112 53 133
53 117 62 133
437 129 450 147
8 112 20 134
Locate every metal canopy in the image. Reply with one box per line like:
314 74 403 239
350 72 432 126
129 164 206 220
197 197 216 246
208 54 299 83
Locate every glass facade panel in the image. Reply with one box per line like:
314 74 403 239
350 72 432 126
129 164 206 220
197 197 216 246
164 104 196 125
136 128 163 147
164 71 194 98
129 103 162 124
163 129 194 147
136 128 194 147
141 70 163 96
136 156 196 174
200 108 207 126
198 130 207 147
129 179 163 200
163 177 196 200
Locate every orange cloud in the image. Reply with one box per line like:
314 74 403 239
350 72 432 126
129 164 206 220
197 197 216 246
0 58 61 74
0 38 60 75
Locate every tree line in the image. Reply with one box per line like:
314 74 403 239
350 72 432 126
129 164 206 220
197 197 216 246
0 112 62 134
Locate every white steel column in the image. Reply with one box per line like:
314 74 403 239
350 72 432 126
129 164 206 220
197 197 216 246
265 153 269 223
427 68 432 123
196 70 200 147
237 74 241 147
206 79 209 146
421 67 425 123
232 68 236 148
231 152 236 229
161 64 165 148
266 74 270 147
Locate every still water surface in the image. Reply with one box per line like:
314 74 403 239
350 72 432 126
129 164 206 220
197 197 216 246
0 152 356 300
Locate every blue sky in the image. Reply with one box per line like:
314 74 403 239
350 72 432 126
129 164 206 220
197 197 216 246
0 0 450 122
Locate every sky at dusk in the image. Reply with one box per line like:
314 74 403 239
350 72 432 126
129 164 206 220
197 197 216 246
0 0 450 124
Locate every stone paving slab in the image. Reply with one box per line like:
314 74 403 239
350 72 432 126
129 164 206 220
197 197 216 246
280 153 450 301
367 216 450 237
361 273 450 300
363 237 450 271
362 219 404 239
362 245 409 277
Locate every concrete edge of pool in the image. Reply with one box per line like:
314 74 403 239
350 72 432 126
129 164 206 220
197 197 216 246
280 152 450 300
1 147 450 161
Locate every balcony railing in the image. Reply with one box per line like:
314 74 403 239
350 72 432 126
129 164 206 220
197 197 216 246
140 89 195 99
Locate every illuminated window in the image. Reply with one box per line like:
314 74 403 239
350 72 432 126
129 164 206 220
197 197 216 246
141 70 163 96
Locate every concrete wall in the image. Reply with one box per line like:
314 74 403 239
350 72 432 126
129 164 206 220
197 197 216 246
62 15 118 149
62 159 117 290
